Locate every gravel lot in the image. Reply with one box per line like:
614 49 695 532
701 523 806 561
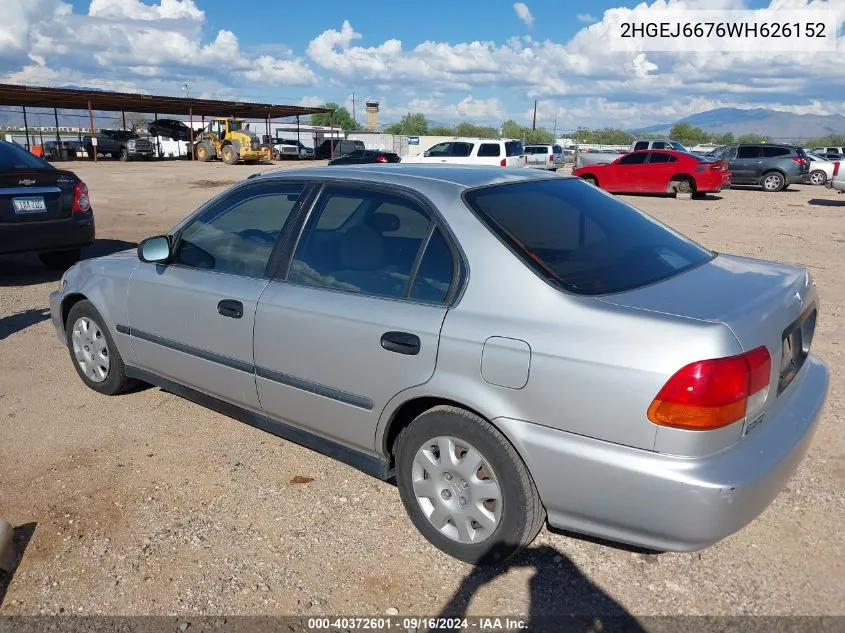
1 160 843 619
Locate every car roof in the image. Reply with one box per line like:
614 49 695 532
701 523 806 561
442 137 520 143
256 164 566 190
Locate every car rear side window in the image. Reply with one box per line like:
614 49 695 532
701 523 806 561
633 141 649 151
410 228 455 304
737 146 761 159
478 143 501 157
289 186 435 300
648 152 676 164
175 182 305 278
452 142 474 157
761 147 790 158
505 141 523 157
0 141 53 170
618 153 647 165
463 179 712 296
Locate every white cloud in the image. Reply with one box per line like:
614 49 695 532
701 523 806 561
513 3 534 27
88 0 204 21
0 0 317 92
576 14 596 23
297 95 327 108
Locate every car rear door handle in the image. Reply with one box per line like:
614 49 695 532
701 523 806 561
217 299 243 319
381 331 421 355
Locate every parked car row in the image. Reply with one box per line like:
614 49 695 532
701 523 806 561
573 142 817 196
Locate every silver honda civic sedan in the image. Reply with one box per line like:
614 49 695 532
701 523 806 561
49 165 829 565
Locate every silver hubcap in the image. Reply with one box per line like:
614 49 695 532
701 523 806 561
810 172 824 185
71 317 110 383
412 436 502 544
764 174 782 190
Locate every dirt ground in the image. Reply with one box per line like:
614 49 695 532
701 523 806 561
1 160 843 619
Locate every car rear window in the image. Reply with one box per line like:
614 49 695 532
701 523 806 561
463 179 713 296
505 141 523 157
0 141 53 170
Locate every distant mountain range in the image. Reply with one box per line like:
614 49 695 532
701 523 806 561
630 107 845 139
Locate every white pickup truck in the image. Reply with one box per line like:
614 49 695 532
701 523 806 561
825 160 844 192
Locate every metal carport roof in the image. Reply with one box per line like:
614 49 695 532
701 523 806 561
0 83 333 119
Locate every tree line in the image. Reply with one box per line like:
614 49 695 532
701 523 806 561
311 103 845 148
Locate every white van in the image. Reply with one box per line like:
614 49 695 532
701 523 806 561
403 138 526 167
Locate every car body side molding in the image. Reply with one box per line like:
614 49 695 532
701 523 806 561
124 366 391 480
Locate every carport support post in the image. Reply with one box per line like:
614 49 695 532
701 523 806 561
189 106 194 161
296 115 300 146
54 108 61 160
122 110 127 131
265 114 270 147
22 106 30 150
88 100 97 163
330 110 335 160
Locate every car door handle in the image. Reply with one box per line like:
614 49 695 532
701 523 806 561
380 331 421 355
217 299 243 319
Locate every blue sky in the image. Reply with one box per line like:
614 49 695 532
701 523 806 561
2 0 844 130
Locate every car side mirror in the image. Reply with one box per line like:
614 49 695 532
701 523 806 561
138 235 172 264
423 150 431 157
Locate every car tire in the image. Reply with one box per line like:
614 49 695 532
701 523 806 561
809 170 827 186
395 405 545 565
65 300 136 396
221 145 238 165
39 248 81 271
119 148 129 162
580 175 597 186
762 171 785 192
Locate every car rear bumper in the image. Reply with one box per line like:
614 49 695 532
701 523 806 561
496 355 828 552
0 215 94 256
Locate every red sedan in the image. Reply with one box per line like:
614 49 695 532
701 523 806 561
573 149 731 196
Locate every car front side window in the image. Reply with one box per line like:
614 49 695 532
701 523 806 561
174 182 305 278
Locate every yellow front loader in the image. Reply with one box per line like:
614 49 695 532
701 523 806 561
193 118 272 165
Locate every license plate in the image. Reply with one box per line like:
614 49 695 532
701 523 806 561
13 197 47 214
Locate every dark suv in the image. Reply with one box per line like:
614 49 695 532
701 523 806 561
716 144 809 192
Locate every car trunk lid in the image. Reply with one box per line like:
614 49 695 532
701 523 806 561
599 253 818 417
0 168 76 224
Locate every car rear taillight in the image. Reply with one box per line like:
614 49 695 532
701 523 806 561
500 158 507 167
792 157 808 165
647 346 771 431
376 155 387 163
834 161 840 176
549 154 554 162
71 180 91 214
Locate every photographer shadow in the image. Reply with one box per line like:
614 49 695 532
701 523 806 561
433 545 646 633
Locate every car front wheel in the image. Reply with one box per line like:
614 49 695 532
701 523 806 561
395 406 545 565
65 300 136 396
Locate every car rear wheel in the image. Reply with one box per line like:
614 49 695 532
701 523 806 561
39 248 81 271
580 175 597 186
762 171 785 192
395 406 545 565
65 300 136 396
809 170 827 186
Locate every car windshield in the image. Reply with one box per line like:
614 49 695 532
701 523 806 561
0 141 54 171
669 141 688 152
463 179 713 296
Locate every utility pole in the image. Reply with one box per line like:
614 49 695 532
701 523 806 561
352 93 356 127
553 115 557 138
532 100 537 131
